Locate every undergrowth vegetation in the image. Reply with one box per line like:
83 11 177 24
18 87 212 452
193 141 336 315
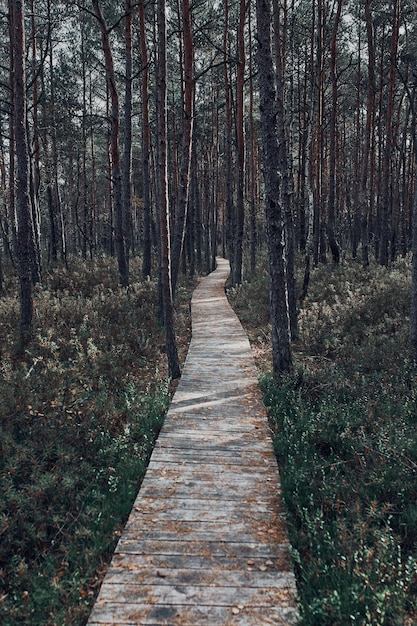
0 257 193 625
230 256 417 625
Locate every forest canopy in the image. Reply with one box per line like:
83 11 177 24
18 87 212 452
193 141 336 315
1 0 417 367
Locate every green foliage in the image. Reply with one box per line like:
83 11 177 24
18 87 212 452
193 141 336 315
0 257 182 625
232 256 417 625
262 372 417 625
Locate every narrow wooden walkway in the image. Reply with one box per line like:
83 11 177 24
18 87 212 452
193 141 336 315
88 258 298 625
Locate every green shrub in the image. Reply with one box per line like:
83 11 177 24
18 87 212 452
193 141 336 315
262 371 417 625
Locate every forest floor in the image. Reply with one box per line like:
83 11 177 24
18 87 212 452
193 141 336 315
0 257 196 625
1 253 417 625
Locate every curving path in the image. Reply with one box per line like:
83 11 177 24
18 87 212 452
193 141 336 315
87 257 298 625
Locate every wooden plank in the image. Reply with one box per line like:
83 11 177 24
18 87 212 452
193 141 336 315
88 604 297 625
115 539 287 559
108 551 293 572
92 582 296 607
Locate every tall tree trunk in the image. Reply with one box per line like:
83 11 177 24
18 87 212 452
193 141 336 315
327 0 343 264
92 0 129 286
156 0 180 379
223 0 234 274
360 0 376 268
171 0 194 293
411 187 417 364
379 0 399 266
248 1 257 275
138 0 152 278
29 0 42 276
256 0 292 375
10 0 33 350
233 0 246 285
123 0 134 257
273 0 297 339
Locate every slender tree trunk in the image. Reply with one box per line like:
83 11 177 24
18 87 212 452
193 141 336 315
10 0 33 349
248 2 257 275
360 0 376 268
171 0 194 293
29 0 42 276
233 0 246 286
138 0 152 278
223 0 234 276
123 0 134 258
411 183 417 364
379 0 399 266
256 0 292 375
273 0 297 339
327 0 343 264
92 0 129 286
156 0 180 379
46 0 63 264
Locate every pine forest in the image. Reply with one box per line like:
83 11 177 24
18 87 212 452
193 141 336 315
1 1 417 624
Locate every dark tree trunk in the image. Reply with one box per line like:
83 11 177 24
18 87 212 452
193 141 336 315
10 0 33 349
171 0 194 294
256 0 292 375
327 0 343 264
273 0 297 338
123 0 134 257
360 0 376 268
411 187 417 364
156 0 180 379
138 0 152 278
379 0 399 267
92 0 129 287
233 0 246 286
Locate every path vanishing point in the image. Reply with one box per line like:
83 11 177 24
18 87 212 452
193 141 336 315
87 257 299 625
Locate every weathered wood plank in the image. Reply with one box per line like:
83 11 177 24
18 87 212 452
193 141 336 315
92 582 296 607
115 539 285 559
87 258 298 625
108 551 293 573
88 604 297 625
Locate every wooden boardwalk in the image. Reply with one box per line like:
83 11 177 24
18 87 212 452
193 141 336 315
87 258 298 625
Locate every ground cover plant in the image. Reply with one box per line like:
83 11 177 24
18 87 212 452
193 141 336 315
230 256 417 626
0 257 193 625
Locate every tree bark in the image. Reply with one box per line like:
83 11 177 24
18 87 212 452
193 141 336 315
256 0 292 375
233 0 246 286
379 0 399 266
360 0 376 268
327 0 343 264
156 0 181 379
171 0 194 294
411 185 417 364
123 0 134 258
92 0 129 287
223 0 234 275
138 0 152 278
10 0 34 350
272 0 297 339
